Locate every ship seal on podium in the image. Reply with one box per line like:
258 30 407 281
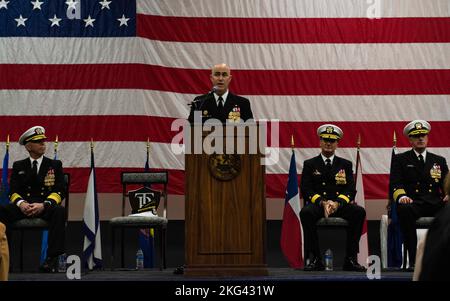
208 154 241 181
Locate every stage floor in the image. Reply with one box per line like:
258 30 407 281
8 268 412 281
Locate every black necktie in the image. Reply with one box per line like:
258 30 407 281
418 154 425 169
325 158 332 169
217 96 224 110
32 160 38 176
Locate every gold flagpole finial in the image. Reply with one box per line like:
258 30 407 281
54 135 59 153
393 131 397 147
291 135 295 149
147 137 150 152
90 138 94 150
357 134 361 149
6 134 10 150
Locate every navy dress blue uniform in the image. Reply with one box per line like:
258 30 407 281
300 124 366 271
0 126 66 272
0 158 66 261
188 92 253 124
300 155 366 262
390 150 448 265
390 120 449 267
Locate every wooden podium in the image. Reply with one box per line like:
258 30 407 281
184 124 268 276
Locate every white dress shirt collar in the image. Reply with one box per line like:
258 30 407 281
321 154 335 165
413 149 427 162
29 156 44 173
214 90 229 106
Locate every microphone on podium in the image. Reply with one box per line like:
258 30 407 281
189 86 217 109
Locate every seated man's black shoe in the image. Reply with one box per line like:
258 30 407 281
304 257 325 271
39 257 58 273
342 257 367 272
173 265 184 275
406 265 415 272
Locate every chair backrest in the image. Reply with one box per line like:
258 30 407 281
121 171 168 218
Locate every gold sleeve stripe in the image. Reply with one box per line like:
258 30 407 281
311 194 321 204
338 194 350 203
47 193 62 204
393 189 407 202
10 193 23 203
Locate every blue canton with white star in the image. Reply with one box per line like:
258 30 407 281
0 0 136 37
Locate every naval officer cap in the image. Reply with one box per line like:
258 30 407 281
403 120 431 137
19 126 47 145
317 124 343 140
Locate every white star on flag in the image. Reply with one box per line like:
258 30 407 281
117 14 130 27
15 15 28 27
31 0 44 10
0 0 9 10
99 0 111 10
84 15 96 27
65 0 77 10
49 15 62 27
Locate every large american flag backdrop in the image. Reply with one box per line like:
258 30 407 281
1 0 449 214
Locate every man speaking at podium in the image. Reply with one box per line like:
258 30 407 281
178 64 254 275
188 63 254 123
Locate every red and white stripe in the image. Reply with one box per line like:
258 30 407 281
1 1 449 204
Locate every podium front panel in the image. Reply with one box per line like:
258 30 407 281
185 126 268 276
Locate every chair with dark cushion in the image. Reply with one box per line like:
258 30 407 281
302 198 349 262
11 173 70 272
316 217 349 227
110 171 168 270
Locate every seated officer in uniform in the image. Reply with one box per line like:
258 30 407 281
300 124 366 272
0 126 66 272
389 120 448 270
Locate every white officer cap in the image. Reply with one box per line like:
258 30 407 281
403 120 431 137
317 124 343 140
18 126 47 145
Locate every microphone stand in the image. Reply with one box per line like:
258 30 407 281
189 87 216 111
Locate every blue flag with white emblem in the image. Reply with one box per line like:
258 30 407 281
82 145 102 270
